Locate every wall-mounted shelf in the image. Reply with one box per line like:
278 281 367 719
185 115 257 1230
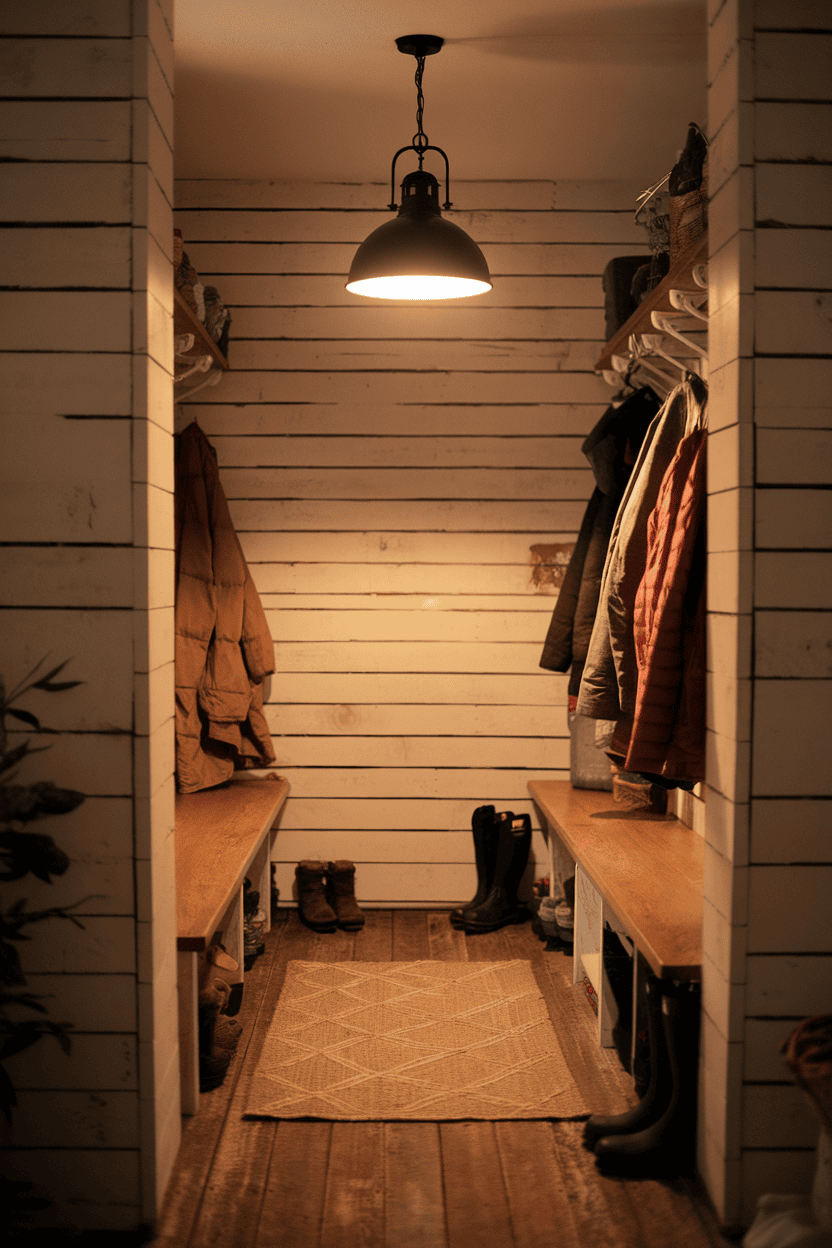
595 232 708 375
174 287 229 371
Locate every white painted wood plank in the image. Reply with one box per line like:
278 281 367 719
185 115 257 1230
755 291 832 355
1 164 132 224
0 100 131 162
0 225 131 290
207 370 610 405
266 608 557 644
757 428 832 483
755 31 832 100
267 672 567 705
270 737 567 769
216 435 586 471
267 767 567 801
756 488 832 548
0 547 134 608
751 797 832 862
197 271 629 307
0 37 132 96
267 641 552 674
274 797 545 831
0 1 132 36
0 292 131 352
190 403 602 438
0 415 132 542
756 165 832 228
742 1085 819 1150
265 703 563 736
0 354 132 415
260 593 557 612
252 561 568 595
191 246 610 287
242 531 574 564
272 828 549 865
7 1091 139 1149
229 498 585 533
175 208 648 246
755 611 832 678
755 103 832 163
174 179 643 211
218 465 593 500
755 229 832 289
4 729 132 795
233 334 604 368
755 552 832 609
273 860 493 905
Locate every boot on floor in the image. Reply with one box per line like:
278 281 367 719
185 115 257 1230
450 804 497 928
583 974 669 1148
593 981 699 1176
463 813 531 933
327 860 365 931
295 860 338 932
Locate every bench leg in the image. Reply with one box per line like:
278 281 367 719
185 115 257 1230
177 950 200 1116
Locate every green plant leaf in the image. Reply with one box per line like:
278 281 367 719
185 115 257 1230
0 742 30 776
5 708 40 731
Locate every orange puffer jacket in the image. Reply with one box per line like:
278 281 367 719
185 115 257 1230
614 427 707 783
175 422 276 793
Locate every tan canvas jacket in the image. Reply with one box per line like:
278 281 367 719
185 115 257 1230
175 421 276 793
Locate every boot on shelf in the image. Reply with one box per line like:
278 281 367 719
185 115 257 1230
295 860 338 932
463 813 531 933
583 973 668 1149
593 981 700 1175
327 860 365 931
197 976 231 1092
450 804 497 928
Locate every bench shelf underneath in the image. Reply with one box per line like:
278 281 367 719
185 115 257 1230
175 776 289 1113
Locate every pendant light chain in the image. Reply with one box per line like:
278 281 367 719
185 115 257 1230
413 54 428 167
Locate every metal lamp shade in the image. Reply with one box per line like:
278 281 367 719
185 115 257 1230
346 174 492 301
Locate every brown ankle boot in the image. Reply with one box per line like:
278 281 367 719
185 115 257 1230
295 860 338 932
327 860 365 931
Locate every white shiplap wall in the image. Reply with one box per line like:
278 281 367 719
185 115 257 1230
0 0 177 1231
702 0 832 1226
175 177 649 907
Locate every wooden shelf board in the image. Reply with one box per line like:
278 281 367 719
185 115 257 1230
595 232 709 374
174 286 229 371
529 779 703 980
175 776 289 950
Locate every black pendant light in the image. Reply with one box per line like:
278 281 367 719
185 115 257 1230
346 35 492 301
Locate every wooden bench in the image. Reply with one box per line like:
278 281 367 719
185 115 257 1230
528 779 703 1049
175 776 289 1113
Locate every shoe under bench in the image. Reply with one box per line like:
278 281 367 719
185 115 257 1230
175 776 290 1113
528 779 703 1047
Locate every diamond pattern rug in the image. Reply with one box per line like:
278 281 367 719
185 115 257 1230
244 960 587 1120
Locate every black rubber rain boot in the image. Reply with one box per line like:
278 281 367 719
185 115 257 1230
463 813 531 933
583 974 669 1149
593 983 698 1175
450 805 497 928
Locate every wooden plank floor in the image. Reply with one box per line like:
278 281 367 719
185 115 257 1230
152 911 731 1248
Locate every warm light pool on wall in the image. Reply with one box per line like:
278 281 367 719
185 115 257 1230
345 35 492 301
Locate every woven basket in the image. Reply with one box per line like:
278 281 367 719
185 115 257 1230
670 153 708 262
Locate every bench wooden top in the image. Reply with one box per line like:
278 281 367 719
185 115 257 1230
528 780 703 980
175 777 289 952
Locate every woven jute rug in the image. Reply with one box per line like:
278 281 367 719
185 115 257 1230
244 960 586 1120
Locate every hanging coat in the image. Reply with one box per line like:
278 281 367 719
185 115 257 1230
175 421 276 794
612 428 707 783
539 386 659 698
576 373 708 723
